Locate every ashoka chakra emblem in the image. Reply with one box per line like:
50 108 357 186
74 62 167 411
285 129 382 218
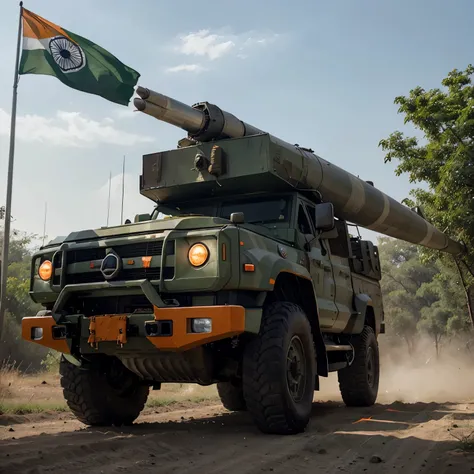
49 36 85 73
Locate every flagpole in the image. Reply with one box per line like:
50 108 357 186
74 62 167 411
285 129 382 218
0 1 24 341
120 156 125 224
106 171 111 226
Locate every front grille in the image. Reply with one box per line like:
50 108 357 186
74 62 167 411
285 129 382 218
67 248 106 263
67 266 175 285
63 239 175 286
65 240 174 265
114 240 174 258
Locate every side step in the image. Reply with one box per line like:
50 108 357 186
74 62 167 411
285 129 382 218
325 344 352 352
324 343 354 373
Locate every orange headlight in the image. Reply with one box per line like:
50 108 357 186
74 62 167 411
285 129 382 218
38 260 53 281
188 243 209 267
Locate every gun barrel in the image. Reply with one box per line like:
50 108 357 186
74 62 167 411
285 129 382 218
135 86 263 141
135 87 205 134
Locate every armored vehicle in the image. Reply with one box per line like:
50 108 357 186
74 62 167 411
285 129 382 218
21 87 463 434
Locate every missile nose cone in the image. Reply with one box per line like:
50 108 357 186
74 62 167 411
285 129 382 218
136 86 150 100
134 98 146 111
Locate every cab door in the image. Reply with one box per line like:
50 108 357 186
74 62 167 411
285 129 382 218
296 202 338 329
327 220 356 331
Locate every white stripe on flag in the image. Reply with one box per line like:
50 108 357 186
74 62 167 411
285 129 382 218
22 37 51 51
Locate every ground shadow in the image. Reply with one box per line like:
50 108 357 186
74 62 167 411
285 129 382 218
2 401 474 474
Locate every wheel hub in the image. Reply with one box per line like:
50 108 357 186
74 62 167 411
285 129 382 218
286 336 307 402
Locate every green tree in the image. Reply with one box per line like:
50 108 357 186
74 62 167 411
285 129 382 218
379 237 436 354
0 230 41 324
378 236 471 357
0 229 45 368
417 307 450 358
379 64 474 322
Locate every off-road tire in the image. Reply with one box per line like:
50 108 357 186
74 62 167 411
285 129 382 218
242 301 316 435
338 325 379 407
59 355 149 426
217 380 246 411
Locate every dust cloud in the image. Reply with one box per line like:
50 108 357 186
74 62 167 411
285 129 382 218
317 334 474 404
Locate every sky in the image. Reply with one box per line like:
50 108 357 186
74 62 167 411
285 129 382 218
0 0 473 245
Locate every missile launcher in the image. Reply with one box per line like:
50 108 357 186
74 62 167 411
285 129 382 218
135 86 462 255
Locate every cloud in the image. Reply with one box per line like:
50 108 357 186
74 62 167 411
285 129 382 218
165 64 207 73
0 109 154 147
114 107 138 119
171 29 280 64
176 29 235 60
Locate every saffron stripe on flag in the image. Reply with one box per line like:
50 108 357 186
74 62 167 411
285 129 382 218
22 8 72 41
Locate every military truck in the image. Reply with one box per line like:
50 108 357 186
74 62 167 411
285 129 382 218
21 87 463 435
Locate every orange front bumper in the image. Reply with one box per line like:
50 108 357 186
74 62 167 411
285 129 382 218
149 305 245 351
21 305 246 354
21 316 71 354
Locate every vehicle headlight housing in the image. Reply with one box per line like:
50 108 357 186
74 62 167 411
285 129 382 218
191 318 212 333
188 243 209 267
38 260 53 281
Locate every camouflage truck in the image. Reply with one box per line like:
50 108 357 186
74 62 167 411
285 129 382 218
21 87 463 435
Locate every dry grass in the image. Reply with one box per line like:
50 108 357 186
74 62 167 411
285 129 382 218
0 401 68 415
450 428 474 452
146 384 218 409
0 364 219 416
0 358 22 400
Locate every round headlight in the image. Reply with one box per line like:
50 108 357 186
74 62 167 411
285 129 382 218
38 260 53 281
188 243 209 267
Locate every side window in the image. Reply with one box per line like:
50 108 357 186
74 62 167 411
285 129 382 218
305 204 316 231
329 219 351 258
297 204 312 235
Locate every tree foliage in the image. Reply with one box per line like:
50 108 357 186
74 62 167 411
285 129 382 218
0 229 45 368
0 230 41 324
379 237 471 357
379 63 474 324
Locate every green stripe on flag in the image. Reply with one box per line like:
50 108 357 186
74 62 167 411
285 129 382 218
19 29 140 106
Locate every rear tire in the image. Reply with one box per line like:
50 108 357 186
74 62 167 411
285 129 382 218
59 355 149 426
242 301 316 435
338 325 379 407
217 380 246 412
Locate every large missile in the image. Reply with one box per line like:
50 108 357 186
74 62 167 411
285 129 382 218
134 87 464 256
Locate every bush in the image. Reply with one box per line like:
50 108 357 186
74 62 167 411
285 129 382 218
0 313 48 372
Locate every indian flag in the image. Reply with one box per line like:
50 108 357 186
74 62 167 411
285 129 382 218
19 8 140 106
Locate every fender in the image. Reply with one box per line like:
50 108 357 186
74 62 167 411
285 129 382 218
239 243 329 377
342 293 373 334
272 270 329 379
240 246 312 291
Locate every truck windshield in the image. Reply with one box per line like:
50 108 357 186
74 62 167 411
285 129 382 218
220 198 290 224
154 196 291 225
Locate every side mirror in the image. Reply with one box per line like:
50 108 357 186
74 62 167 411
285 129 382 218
134 213 151 223
314 202 335 231
230 212 245 224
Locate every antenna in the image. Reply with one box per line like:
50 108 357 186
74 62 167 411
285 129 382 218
106 171 111 226
42 202 47 246
120 156 125 224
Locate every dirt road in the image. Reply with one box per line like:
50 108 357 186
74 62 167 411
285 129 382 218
1 398 474 474
2 344 474 473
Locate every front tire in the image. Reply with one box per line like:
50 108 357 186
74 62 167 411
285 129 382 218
217 380 247 412
338 325 380 407
242 302 316 435
59 355 149 426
